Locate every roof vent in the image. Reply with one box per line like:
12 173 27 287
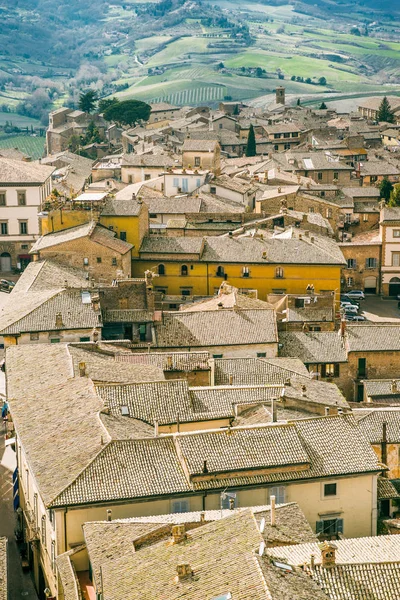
211 594 231 600
262 251 267 260
121 406 129 416
176 563 193 581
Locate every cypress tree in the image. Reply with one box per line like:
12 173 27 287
377 96 395 123
246 124 256 157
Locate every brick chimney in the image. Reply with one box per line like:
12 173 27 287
270 495 276 526
176 564 192 581
391 380 397 393
91 295 100 312
319 541 337 569
79 361 86 377
381 421 388 476
55 312 63 328
172 524 187 544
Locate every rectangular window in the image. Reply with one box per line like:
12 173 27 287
363 214 369 222
120 231 127 241
41 515 46 546
324 483 337 497
196 178 201 187
316 518 343 536
365 258 377 269
295 298 305 308
173 178 179 187
83 257 89 266
333 172 339 180
347 277 354 286
17 191 26 206
268 486 285 504
80 337 90 342
51 541 56 573
19 221 28 235
50 338 60 344
292 132 298 138
194 157 201 167
33 493 38 525
144 174 151 181
346 258 356 269
257 352 267 358
0 192 6 206
30 333 39 341
284 142 291 150
112 257 117 266
392 253 400 267
213 354 223 358
0 222 8 235
96 257 102 263
274 133 281 139
321 363 337 377
171 500 190 513
393 230 400 237
128 175 133 184
326 208 332 218
242 266 250 278
318 172 323 181
309 207 315 213
210 186 216 194
181 289 191 296
283 132 290 138
358 357 366 378
274 144 279 151
181 178 189 192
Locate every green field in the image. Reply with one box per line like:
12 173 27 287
0 135 46 159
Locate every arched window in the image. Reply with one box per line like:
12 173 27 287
181 265 188 276
158 264 165 275
216 265 224 277
275 267 284 279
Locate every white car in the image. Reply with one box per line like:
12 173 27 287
340 301 356 309
346 290 365 300
343 305 359 314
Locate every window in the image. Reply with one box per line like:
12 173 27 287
17 191 26 206
139 324 146 341
257 352 267 357
324 483 337 497
326 208 332 219
181 265 188 276
363 213 369 222
0 192 6 206
221 492 237 509
21 244 28 250
370 175 377 183
219 123 223 129
284 142 291 150
347 277 354 286
272 288 286 294
333 172 339 180
213 354 223 358
83 257 89 266
96 257 102 264
292 132 298 138
41 515 46 545
309 207 315 214
51 541 56 573
173 178 179 188
144 174 151 181
196 178 201 187
317 172 323 181
181 289 191 296
158 264 165 275
0 222 8 235
365 257 377 269
346 258 356 269
309 326 321 332
394 230 400 238
128 175 133 184
112 257 117 266
216 265 225 277
321 363 340 377
392 253 400 267
242 266 250 278
268 486 285 504
19 221 28 235
284 132 290 138
316 518 343 536
80 337 90 342
210 186 216 194
172 500 190 513
50 338 60 344
33 494 38 525
358 357 366 378
120 231 127 241
194 157 201 167
274 144 279 151
181 178 189 192
30 333 39 341
275 267 284 278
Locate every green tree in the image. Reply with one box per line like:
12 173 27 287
68 134 81 153
318 76 327 86
319 101 327 109
256 67 263 78
233 104 240 115
83 120 102 144
377 96 395 123
245 123 256 157
78 90 98 113
389 184 400 207
297 98 301 106
98 97 118 113
305 77 312 84
103 99 151 126
379 177 393 201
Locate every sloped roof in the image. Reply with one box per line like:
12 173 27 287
279 331 347 363
214 356 310 385
0 157 54 184
355 408 400 443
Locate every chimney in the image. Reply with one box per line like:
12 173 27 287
310 554 315 569
55 312 63 328
310 236 315 243
276 86 285 106
304 230 310 237
172 524 187 544
91 295 100 312
270 495 276 526
200 511 205 523
229 497 235 510
106 509 112 522
79 361 86 377
301 384 307 397
154 419 159 437
166 355 173 370
340 319 346 338
391 380 397 393
325 407 330 416
271 398 277 423
229 374 233 386
202 460 208 474
176 564 192 581
319 541 337 569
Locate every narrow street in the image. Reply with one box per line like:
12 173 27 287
0 370 37 600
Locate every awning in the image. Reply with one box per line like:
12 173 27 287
1 445 17 472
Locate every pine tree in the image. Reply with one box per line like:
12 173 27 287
297 98 301 106
319 101 327 110
245 124 256 157
377 97 395 123
78 90 98 114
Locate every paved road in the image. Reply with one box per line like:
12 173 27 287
0 370 38 600
362 296 400 323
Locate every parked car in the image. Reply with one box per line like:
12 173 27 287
345 314 366 321
0 279 15 293
346 290 365 300
343 305 359 314
340 301 357 310
340 295 359 306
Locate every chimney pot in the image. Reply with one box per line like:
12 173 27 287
203 460 208 474
106 509 112 522
172 524 187 544
200 511 205 523
270 495 276 526
301 384 307 397
319 541 337 569
55 312 63 328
